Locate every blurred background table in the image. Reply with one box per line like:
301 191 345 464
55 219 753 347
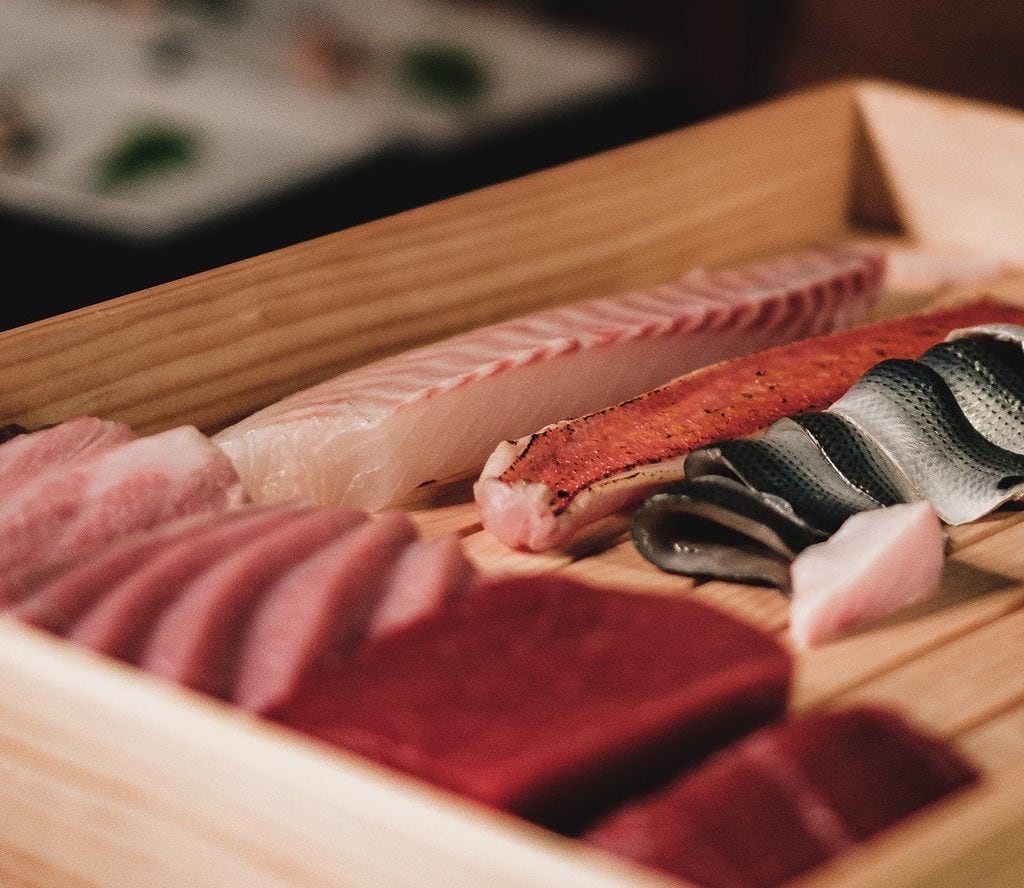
3 0 1022 330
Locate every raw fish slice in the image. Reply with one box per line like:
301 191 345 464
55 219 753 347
920 324 1024 453
140 508 366 699
830 359 1024 524
684 419 883 534
583 706 977 888
64 506 309 658
272 574 791 832
233 510 416 714
368 532 479 641
477 299 1024 552
215 247 882 511
0 416 137 497
789 411 907 506
788 502 945 647
631 477 825 589
0 425 246 578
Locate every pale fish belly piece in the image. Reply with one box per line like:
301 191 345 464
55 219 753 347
789 502 945 647
920 323 1024 454
214 247 881 511
829 359 1024 524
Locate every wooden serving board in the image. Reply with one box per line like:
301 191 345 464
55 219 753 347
2 79 1024 888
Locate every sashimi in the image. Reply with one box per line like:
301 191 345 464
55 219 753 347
0 416 137 498
234 510 419 714
62 506 309 658
139 508 366 699
272 574 791 832
583 706 977 888
215 247 883 511
788 502 946 647
367 533 479 641
0 425 247 579
476 299 1024 552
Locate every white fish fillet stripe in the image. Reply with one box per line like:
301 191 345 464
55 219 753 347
222 248 882 426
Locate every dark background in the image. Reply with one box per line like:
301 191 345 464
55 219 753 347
5 0 1024 331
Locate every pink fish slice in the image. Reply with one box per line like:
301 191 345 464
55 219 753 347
139 508 366 700
234 510 418 714
65 506 310 659
788 501 946 647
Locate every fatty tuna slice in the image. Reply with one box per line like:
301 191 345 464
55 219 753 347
476 299 1024 552
0 416 138 498
62 506 308 659
139 508 366 699
367 533 479 641
272 574 791 832
788 502 946 648
214 247 882 511
234 510 419 714
583 706 977 888
0 425 247 579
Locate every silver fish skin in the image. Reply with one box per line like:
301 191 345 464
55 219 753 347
632 475 827 563
789 411 908 506
830 359 1024 525
920 324 1024 454
683 419 884 534
631 487 793 590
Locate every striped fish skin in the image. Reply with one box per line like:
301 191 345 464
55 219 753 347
631 476 825 589
683 419 884 535
830 359 1024 525
215 247 882 512
920 324 1024 454
789 411 907 507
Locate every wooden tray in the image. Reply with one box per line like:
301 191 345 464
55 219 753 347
2 78 1024 888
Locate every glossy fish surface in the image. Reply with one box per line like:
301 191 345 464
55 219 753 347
683 419 884 534
631 476 828 589
920 324 1024 454
830 359 1024 524
789 411 907 507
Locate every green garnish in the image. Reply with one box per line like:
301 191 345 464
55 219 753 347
93 121 199 192
397 41 490 107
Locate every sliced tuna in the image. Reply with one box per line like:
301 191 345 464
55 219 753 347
583 706 977 888
139 508 366 699
62 506 308 658
367 532 479 641
233 510 418 714
0 416 138 498
272 574 791 832
0 425 247 579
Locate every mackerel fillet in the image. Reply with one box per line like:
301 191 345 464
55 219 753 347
475 299 1024 551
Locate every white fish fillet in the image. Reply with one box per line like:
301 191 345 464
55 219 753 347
214 247 881 511
788 502 945 648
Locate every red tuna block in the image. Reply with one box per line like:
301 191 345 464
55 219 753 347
272 574 791 831
584 706 978 888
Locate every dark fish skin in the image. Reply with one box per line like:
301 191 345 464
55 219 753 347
631 484 794 590
830 359 1024 525
683 420 883 534
789 411 907 506
920 333 1024 455
633 475 826 556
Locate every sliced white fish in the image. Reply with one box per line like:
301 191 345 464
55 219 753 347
789 502 945 647
214 247 882 511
